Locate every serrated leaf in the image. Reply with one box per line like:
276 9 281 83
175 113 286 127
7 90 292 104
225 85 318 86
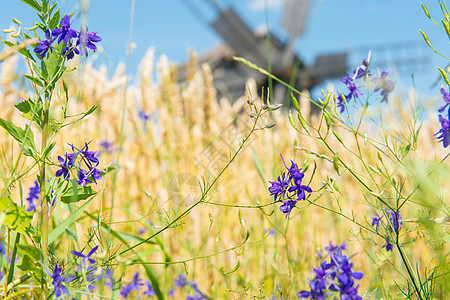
60 179 96 203
0 118 36 156
15 99 32 114
0 197 33 236
20 0 41 11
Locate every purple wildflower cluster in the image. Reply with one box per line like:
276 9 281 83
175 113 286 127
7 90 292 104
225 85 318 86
51 245 113 298
336 59 395 113
34 15 101 60
169 274 208 300
297 242 364 300
268 155 312 217
119 272 157 298
56 142 103 186
371 209 403 252
434 88 450 147
51 264 72 298
26 180 40 212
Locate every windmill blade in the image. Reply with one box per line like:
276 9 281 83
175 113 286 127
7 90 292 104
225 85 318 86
281 0 310 41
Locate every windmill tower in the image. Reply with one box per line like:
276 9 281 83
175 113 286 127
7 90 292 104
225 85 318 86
179 0 348 102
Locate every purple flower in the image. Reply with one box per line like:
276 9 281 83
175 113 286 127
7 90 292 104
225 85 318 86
104 268 114 290
279 199 298 217
0 241 5 255
26 180 40 212
386 209 402 234
119 285 132 298
144 280 156 297
71 245 99 265
62 43 78 60
76 26 102 56
174 274 188 288
383 237 395 252
269 155 312 217
371 215 382 230
435 111 450 147
120 272 144 298
438 87 450 113
52 15 78 45
100 140 115 154
372 70 395 102
77 168 93 186
340 74 363 101
138 110 150 123
288 171 313 201
353 59 372 79
51 264 70 298
298 242 363 300
337 94 346 113
34 29 56 59
55 154 74 180
268 174 289 202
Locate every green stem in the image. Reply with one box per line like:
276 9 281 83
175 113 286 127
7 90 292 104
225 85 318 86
396 244 423 300
39 91 50 297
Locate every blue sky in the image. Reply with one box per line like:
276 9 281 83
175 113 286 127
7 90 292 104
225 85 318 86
1 0 449 97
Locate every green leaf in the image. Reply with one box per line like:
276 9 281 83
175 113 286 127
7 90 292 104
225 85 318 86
0 118 36 156
16 244 43 261
17 255 43 281
46 43 64 79
0 197 33 236
48 197 94 244
60 180 97 203
24 75 43 87
49 8 60 29
42 142 55 159
15 99 32 114
20 0 41 11
40 59 48 79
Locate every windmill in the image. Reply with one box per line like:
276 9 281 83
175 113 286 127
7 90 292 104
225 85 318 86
178 0 430 103
178 0 348 103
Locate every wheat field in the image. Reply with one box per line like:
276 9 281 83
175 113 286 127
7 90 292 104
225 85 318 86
0 47 448 298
